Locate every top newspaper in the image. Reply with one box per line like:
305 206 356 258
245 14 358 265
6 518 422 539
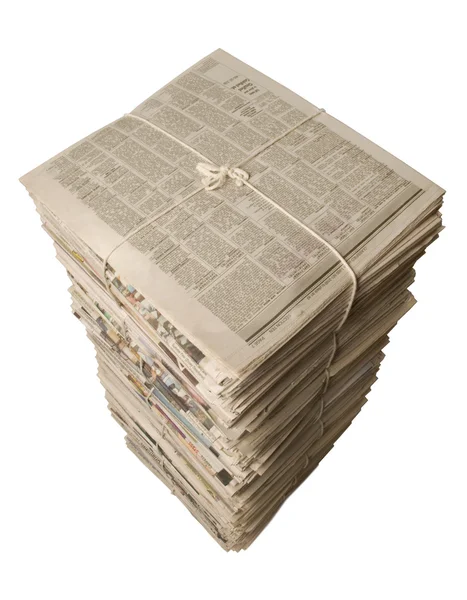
21 49 444 384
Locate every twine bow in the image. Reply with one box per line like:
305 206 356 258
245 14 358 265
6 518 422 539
196 163 250 191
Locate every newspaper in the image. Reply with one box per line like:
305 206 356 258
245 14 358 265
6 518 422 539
21 49 444 550
20 49 444 381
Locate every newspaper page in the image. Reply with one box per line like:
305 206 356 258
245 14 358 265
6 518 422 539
21 49 444 378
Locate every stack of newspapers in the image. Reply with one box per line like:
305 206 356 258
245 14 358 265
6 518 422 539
21 49 444 551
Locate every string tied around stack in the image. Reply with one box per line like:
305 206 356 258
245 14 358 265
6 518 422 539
196 163 249 191
103 109 358 452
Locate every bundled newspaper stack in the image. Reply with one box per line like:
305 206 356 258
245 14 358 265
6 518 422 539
21 50 443 551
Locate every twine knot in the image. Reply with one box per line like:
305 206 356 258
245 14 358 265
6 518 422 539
196 163 249 191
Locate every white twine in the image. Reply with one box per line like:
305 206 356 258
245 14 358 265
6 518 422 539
102 108 358 442
196 163 249 191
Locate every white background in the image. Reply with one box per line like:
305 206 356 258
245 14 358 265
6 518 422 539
1 1 466 598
